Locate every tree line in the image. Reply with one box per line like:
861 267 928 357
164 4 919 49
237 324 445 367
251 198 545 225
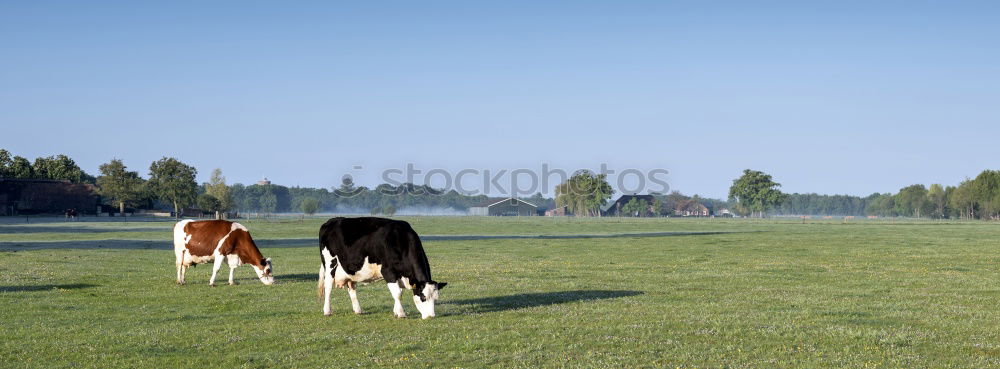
229 181 495 215
0 150 200 217
586 167 1000 220
0 150 95 183
6 149 1000 220
0 149 553 217
731 168 1000 219
865 171 1000 220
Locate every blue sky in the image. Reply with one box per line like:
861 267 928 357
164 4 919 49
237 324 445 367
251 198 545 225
2 1 998 198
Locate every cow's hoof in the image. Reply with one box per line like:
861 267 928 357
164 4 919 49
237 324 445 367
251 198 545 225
209 284 216 287
229 282 236 286
394 313 406 319
323 312 332 316
353 310 365 315
176 282 185 286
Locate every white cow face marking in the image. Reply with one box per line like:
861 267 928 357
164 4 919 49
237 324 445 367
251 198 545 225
254 258 274 285
413 281 447 319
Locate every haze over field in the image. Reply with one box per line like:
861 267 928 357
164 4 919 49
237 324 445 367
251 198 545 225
2 1 999 198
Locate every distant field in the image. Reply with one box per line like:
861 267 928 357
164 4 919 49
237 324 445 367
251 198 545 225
2 217 1000 367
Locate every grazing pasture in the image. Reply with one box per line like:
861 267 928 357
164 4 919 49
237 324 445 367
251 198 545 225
1 217 999 367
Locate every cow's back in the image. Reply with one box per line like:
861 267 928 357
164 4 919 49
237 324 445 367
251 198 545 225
177 220 237 256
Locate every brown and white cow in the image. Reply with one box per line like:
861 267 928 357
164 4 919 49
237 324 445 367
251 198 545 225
173 219 274 286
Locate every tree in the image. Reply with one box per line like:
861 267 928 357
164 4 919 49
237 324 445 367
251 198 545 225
774 193 873 216
554 170 614 217
728 169 786 218
526 192 552 210
662 191 689 216
197 194 222 215
894 184 929 218
383 205 397 217
10 156 33 179
971 170 1000 220
204 168 232 219
621 198 649 217
258 188 277 215
148 157 198 218
652 198 664 216
991 190 1000 221
32 155 89 183
195 193 221 211
865 193 895 217
301 197 320 215
927 184 948 219
0 149 11 177
949 180 975 219
96 159 146 216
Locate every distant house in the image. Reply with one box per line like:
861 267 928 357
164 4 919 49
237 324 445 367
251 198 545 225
675 200 710 217
545 205 572 217
602 194 656 217
468 197 537 216
0 178 100 216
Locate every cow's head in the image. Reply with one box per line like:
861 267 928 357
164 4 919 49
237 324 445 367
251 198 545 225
254 258 274 285
412 281 447 319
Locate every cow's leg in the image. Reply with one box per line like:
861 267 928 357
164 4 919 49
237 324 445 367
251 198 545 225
323 272 334 316
388 282 406 318
209 256 224 286
347 281 363 314
180 265 188 284
175 250 186 285
227 255 239 285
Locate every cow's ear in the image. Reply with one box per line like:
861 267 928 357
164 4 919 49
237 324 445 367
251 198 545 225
437 282 447 290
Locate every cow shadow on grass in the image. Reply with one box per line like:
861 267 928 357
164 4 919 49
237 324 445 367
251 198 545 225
0 283 98 292
278 273 320 283
422 231 741 241
445 290 642 314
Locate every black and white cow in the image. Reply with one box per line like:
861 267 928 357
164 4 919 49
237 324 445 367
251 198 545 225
317 217 447 319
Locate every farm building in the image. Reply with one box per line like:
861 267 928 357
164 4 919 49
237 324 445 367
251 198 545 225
0 178 100 216
545 205 572 216
675 201 710 216
602 194 656 216
468 197 537 216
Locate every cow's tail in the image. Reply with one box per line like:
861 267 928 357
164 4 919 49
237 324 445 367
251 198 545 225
317 254 338 303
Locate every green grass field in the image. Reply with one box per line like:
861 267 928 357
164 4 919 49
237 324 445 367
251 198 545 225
2 216 1000 368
